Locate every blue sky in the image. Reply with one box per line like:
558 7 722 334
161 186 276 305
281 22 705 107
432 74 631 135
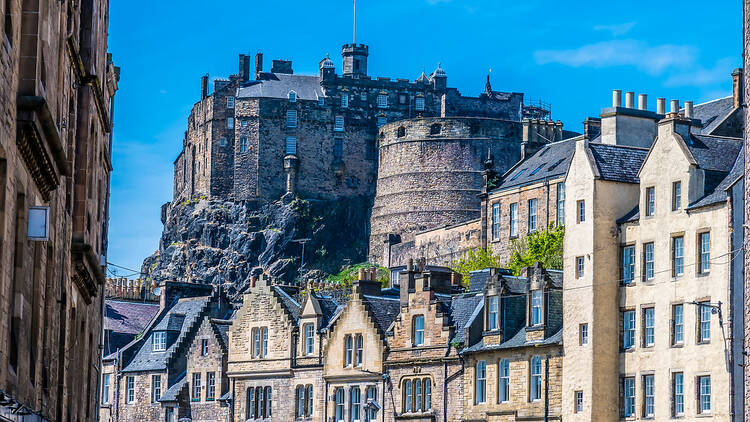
106 0 742 276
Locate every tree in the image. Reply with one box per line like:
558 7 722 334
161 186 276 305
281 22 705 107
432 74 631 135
325 262 390 288
451 247 503 285
506 224 564 275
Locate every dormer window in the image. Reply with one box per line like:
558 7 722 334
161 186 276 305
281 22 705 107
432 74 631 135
288 90 297 102
413 315 425 346
304 323 315 356
152 331 167 351
487 296 499 330
530 290 543 326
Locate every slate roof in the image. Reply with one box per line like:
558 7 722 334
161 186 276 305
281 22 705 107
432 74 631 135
587 143 648 183
468 269 490 292
501 275 529 294
688 146 744 210
690 96 734 135
159 376 187 402
495 138 578 191
449 293 484 343
362 295 401 335
686 134 742 173
314 290 351 331
461 328 563 354
547 270 563 288
211 319 231 352
103 300 159 356
237 74 324 101
122 296 210 373
273 285 302 323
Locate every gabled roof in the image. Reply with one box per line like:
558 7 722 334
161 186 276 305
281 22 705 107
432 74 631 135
685 134 742 173
273 285 302 324
449 293 484 343
690 96 734 135
494 138 578 191
103 300 159 356
587 143 648 183
688 146 744 210
237 73 323 101
362 294 401 335
159 375 188 402
210 319 232 353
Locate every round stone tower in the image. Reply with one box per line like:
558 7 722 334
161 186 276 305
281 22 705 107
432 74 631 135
369 117 523 264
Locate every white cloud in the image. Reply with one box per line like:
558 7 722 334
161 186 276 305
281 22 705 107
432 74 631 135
534 40 696 75
664 57 736 87
594 22 636 36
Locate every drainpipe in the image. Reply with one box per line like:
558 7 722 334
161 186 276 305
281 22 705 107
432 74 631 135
229 378 235 422
381 376 386 422
544 355 549 422
324 379 329 422
443 361 448 422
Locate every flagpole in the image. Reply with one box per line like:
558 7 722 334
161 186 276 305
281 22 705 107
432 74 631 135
353 0 356 44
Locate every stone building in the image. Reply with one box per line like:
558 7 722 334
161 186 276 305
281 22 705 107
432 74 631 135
743 2 750 415
0 0 118 420
562 94 745 421
460 265 563 421
103 282 231 422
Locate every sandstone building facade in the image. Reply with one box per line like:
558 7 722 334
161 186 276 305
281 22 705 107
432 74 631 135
0 0 118 420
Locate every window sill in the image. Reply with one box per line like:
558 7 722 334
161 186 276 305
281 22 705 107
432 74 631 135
191 399 200 402
527 325 545 332
671 343 684 348
696 272 710 278
621 347 635 353
622 281 636 287
696 340 711 346
207 398 215 401
696 413 712 418
509 235 519 240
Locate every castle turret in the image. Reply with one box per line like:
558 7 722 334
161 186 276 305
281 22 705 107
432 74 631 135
319 53 336 80
342 43 368 77
430 63 447 91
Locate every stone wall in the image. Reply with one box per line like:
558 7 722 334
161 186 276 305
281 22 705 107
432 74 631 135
389 219 482 267
744 0 750 414
184 318 230 422
117 372 166 422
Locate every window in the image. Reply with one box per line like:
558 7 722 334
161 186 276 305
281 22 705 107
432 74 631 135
413 316 425 346
699 232 710 274
192 373 201 401
102 374 111 404
430 123 441 135
334 116 344 132
377 115 386 128
643 307 654 347
367 386 378 421
247 387 255 419
487 296 499 331
698 376 711 414
643 243 654 281
509 203 518 237
576 256 585 279
360 92 367 101
404 379 413 412
622 246 635 284
344 335 353 366
575 391 583 413
152 375 162 403
672 181 682 210
645 187 655 216
296 386 305 418
341 94 349 108
286 110 298 128
415 96 425 111
673 372 684 416
227 117 234 129
126 376 135 403
556 183 565 226
304 324 314 356
623 377 635 417
415 379 422 411
153 331 167 352
577 200 585 223
672 236 684 276
399 93 407 105
698 302 711 342
377 94 388 108
351 386 361 422
306 385 314 418
318 95 325 106
239 136 248 153
201 339 209 356
241 119 248 127
288 91 297 102
252 328 260 358
355 334 363 366
261 327 268 357
510 169 526 181
498 359 510 403
530 356 542 401
528 198 537 232
623 310 635 349
206 372 215 401
220 137 227 147
286 136 297 155
397 126 406 138
530 290 543 326
335 388 345 421
529 164 544 176
491 203 500 241
475 361 486 404
672 304 684 345
424 379 431 411
264 387 272 417
227 96 235 108
333 138 343 160
643 374 654 418
579 323 588 345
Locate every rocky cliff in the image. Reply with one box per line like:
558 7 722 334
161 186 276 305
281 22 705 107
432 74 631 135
141 196 372 300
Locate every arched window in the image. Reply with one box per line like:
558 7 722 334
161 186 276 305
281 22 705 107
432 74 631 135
397 126 406 138
414 379 422 411
246 387 255 419
288 90 297 102
404 380 412 412
354 334 363 366
424 379 431 410
296 385 305 418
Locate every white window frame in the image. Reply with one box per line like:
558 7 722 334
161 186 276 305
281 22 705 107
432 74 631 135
673 236 684 276
415 96 425 111
207 372 215 400
643 308 654 347
152 374 162 403
377 94 388 108
475 361 486 404
699 303 711 342
644 375 654 417
577 200 585 223
673 372 684 416
341 94 349 108
672 304 684 345
576 256 585 279
579 323 588 345
498 359 510 403
102 373 111 404
491 203 500 241
530 356 542 402
153 331 167 352
227 117 234 129
413 315 425 346
288 90 297 103
644 242 654 280
646 186 655 216
699 376 711 414
305 323 315 356
126 376 135 404
528 198 537 233
556 182 565 226
334 116 344 132
226 96 235 108
286 110 298 128
623 310 635 349
531 290 543 326
488 296 499 331
623 377 635 417
672 181 682 210
622 245 635 284
699 232 710 274
509 203 518 237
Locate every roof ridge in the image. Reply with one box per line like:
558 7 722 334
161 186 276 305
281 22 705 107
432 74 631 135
590 142 649 151
691 95 732 108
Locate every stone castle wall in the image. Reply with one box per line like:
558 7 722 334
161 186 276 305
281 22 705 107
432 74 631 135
370 117 523 264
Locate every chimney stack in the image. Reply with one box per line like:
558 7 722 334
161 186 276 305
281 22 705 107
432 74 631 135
201 74 208 100
612 90 622 107
656 98 666 115
670 100 679 115
255 52 263 80
239 54 250 83
583 117 602 140
684 101 693 119
732 68 744 108
638 94 647 111
625 91 635 108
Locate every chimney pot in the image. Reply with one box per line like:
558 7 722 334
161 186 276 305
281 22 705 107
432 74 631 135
656 98 666 115
638 94 647 111
732 68 744 108
670 100 679 114
612 90 622 107
255 52 263 79
200 75 209 100
625 91 635 108
684 101 693 119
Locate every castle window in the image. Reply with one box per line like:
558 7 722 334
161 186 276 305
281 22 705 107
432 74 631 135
377 94 388 108
304 323 314 355
334 116 344 132
285 136 297 155
397 126 406 138
220 137 227 147
201 339 209 356
206 372 215 401
475 360 486 404
491 203 500 241
530 356 542 401
354 334 363 366
413 315 425 346
341 94 349 108
192 373 201 401
415 96 425 111
152 331 167 351
488 296 499 330
286 110 298 128
288 90 297 103
239 137 248 153
226 96 235 108
227 117 234 129
429 123 441 135
333 138 343 160
126 376 135 403
530 290 542 326
399 93 407 105
361 92 367 101
344 335 353 366
498 359 510 403
377 115 386 128
335 388 345 421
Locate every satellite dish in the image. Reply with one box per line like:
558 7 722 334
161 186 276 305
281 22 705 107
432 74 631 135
153 287 162 296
